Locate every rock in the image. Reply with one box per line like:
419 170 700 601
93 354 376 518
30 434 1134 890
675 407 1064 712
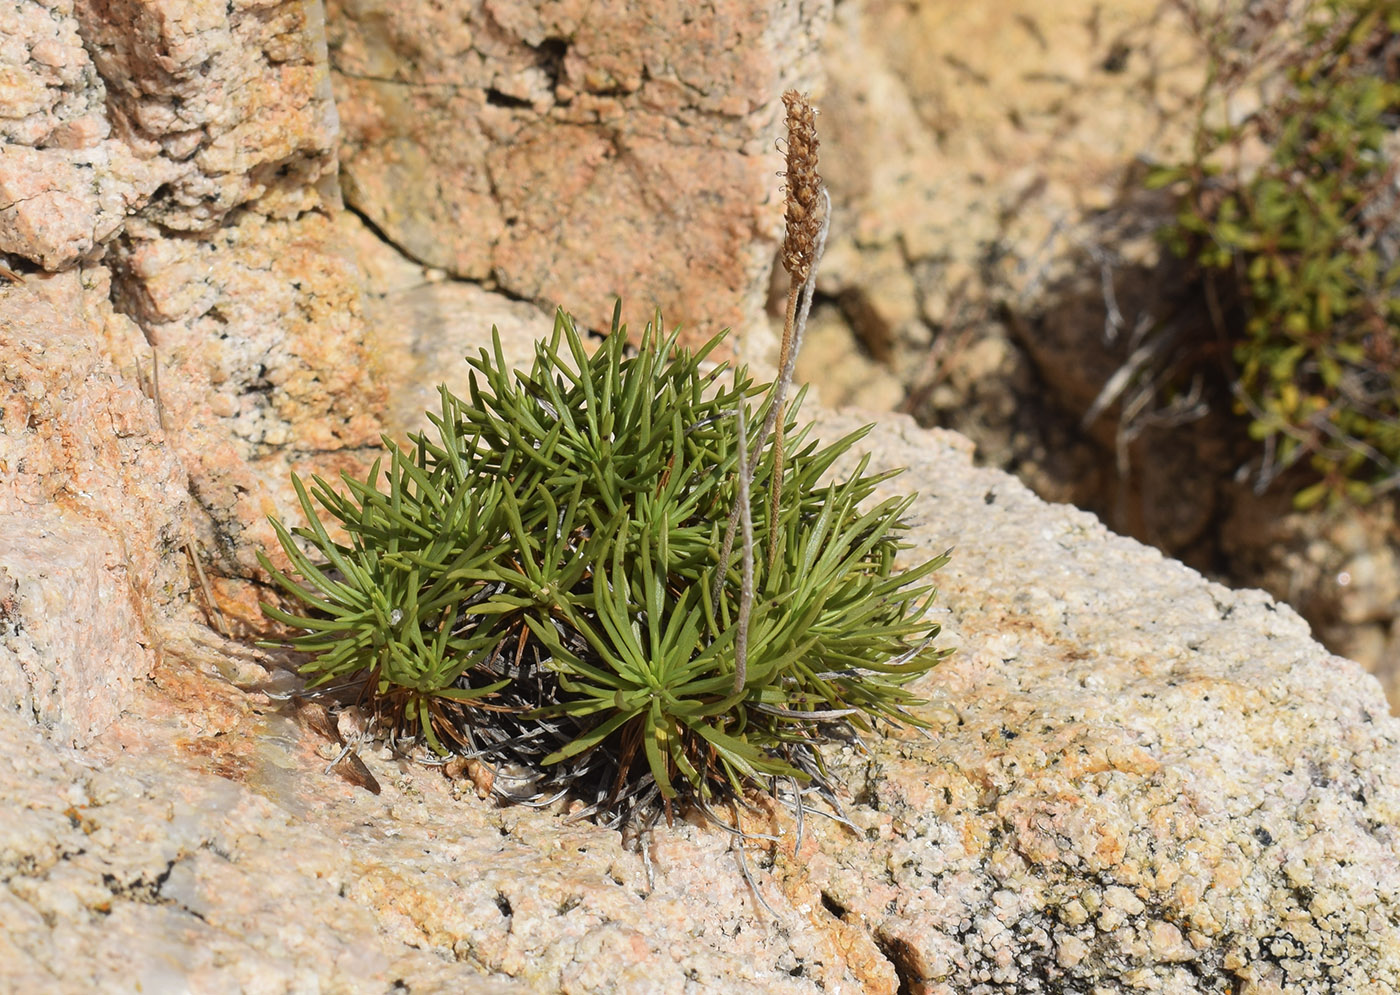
2 0 378 604
819 0 1202 309
0 0 340 268
1220 493 1400 709
5 377 1399 991
0 142 172 270
0 2 105 149
0 270 194 744
807 412 1400 994
71 0 341 231
803 0 1213 509
793 302 905 412
813 0 1207 426
95 211 385 588
342 210 554 437
0 510 156 747
0 2 165 268
327 0 833 344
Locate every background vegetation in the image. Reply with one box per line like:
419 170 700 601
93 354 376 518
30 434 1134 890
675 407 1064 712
1151 0 1400 507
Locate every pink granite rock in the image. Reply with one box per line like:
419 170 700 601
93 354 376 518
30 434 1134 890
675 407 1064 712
71 0 341 230
1 0 368 591
328 0 832 344
0 0 339 267
0 0 105 150
0 269 192 745
0 511 156 747
4 393 1398 993
0 142 173 268
104 211 385 580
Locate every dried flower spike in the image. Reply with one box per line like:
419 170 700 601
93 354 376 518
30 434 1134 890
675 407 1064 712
780 90 823 283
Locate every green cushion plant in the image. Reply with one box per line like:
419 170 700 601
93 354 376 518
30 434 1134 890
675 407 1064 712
258 305 949 823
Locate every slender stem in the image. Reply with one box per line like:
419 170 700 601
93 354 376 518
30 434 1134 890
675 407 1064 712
733 397 754 694
152 346 166 431
765 283 801 566
765 190 830 566
186 537 228 635
712 189 831 603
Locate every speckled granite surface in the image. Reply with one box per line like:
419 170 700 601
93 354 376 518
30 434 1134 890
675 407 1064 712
4 404 1398 994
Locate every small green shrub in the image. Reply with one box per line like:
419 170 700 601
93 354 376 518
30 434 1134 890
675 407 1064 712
1149 0 1400 506
259 306 949 821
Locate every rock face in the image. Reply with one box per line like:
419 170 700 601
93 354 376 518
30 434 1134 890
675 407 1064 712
1 0 339 265
0 0 385 593
327 0 832 343
0 269 192 746
4 391 1398 993
4 2 1400 993
811 414 1400 995
811 0 1208 504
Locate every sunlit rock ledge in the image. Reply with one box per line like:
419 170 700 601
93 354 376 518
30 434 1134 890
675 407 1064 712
4 319 1397 992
